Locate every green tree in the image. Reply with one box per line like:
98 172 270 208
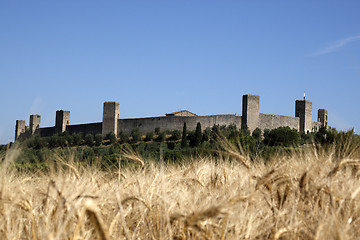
194 122 202 147
181 122 188 148
240 125 250 136
315 126 335 145
202 127 211 142
118 131 129 144
156 131 166 142
106 132 116 144
167 141 176 150
264 127 300 147
95 134 103 146
170 129 182 141
252 128 262 140
85 134 94 146
72 133 83 146
144 131 154 142
131 128 142 142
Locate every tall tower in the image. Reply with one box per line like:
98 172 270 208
30 114 41 135
318 109 328 127
102 102 120 137
15 120 26 141
242 94 260 132
55 110 70 133
295 100 312 133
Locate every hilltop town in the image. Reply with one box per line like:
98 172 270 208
15 94 328 141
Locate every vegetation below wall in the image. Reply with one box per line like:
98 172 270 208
0 125 360 239
0 135 360 239
1 124 359 171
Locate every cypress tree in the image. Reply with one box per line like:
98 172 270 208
181 122 188 148
194 122 202 147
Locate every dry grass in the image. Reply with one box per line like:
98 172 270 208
1 145 360 239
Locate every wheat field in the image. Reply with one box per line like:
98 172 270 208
1 143 360 240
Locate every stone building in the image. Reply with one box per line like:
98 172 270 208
15 94 328 141
166 110 197 117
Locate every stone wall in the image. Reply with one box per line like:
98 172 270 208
15 94 330 141
66 122 102 135
311 121 322 131
35 127 56 137
259 113 300 131
118 115 242 134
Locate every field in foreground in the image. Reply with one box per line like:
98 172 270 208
1 146 360 240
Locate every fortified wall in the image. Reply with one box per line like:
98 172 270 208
15 94 328 141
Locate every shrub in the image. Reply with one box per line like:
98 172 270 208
210 125 221 143
72 133 83 146
167 141 176 150
118 131 129 144
169 130 181 141
155 127 161 135
315 126 336 145
48 135 60 148
240 125 251 136
106 132 117 144
223 124 238 139
85 134 94 146
131 128 142 142
95 134 103 146
144 132 154 142
264 126 300 147
252 128 262 140
57 135 68 147
26 135 46 149
188 131 196 148
202 128 211 142
156 132 166 142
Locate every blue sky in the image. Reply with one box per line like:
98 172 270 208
1 1 360 144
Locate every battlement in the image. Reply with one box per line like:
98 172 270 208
14 94 328 141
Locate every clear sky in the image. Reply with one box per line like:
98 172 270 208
1 1 360 144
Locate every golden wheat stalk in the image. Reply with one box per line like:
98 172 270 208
84 200 110 240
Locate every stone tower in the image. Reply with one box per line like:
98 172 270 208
102 102 120 137
55 110 70 133
295 100 312 133
318 109 328 126
15 120 26 141
30 114 41 135
242 94 260 132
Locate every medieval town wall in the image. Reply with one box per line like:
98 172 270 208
15 94 329 141
33 123 102 137
259 113 300 131
118 115 242 134
34 126 56 137
66 122 102 135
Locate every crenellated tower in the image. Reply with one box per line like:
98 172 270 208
15 120 26 141
242 94 260 132
295 100 312 133
102 102 120 137
30 114 41 135
318 109 328 127
55 110 70 133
